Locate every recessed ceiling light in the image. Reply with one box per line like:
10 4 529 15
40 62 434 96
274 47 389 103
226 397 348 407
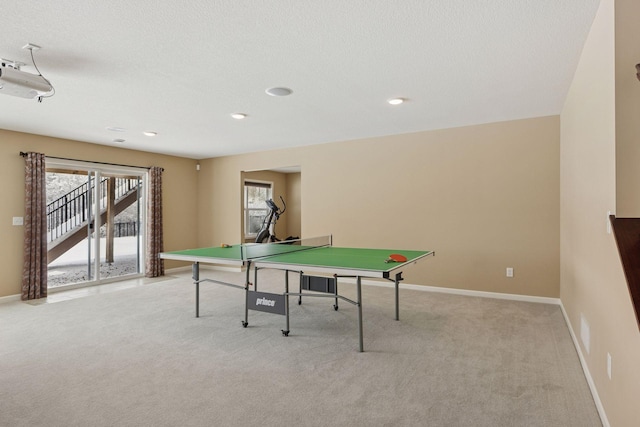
231 113 247 120
143 131 157 136
106 126 127 132
388 98 404 105
265 87 293 97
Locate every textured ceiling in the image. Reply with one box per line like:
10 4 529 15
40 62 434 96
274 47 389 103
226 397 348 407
1 0 599 159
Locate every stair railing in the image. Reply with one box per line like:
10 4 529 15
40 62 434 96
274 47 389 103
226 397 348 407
47 177 139 242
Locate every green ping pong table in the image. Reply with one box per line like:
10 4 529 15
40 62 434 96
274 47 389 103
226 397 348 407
159 236 434 351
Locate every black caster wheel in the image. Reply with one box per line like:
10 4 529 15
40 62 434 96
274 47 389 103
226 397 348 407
281 330 290 336
242 321 248 328
333 305 339 311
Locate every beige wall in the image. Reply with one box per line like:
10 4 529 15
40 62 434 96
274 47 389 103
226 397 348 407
0 129 199 298
198 116 560 297
286 172 301 238
615 0 640 216
560 0 640 425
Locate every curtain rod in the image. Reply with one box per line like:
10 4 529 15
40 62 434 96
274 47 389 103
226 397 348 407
19 152 163 171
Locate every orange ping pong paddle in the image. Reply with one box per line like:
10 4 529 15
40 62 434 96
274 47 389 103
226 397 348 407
385 254 407 263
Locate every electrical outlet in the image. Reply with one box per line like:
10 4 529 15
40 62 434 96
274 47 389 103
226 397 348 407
607 353 612 379
506 267 513 278
12 216 23 226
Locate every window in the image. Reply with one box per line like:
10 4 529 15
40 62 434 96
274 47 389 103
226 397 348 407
244 181 272 237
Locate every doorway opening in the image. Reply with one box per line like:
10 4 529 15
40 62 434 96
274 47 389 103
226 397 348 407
241 167 301 243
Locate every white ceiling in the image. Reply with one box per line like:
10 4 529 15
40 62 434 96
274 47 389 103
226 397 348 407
2 0 599 160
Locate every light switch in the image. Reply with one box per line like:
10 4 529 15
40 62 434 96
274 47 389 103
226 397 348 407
12 216 24 226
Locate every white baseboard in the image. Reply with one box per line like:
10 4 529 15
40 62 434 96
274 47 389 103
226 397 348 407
0 294 21 304
164 266 192 274
357 278 560 305
201 265 243 273
559 302 609 427
165 265 243 275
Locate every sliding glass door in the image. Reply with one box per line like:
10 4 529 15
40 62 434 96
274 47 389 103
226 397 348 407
99 173 143 281
46 160 146 289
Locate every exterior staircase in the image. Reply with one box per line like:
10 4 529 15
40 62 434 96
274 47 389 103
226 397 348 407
47 177 140 263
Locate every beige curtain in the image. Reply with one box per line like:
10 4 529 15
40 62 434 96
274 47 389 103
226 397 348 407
145 166 164 277
22 152 47 300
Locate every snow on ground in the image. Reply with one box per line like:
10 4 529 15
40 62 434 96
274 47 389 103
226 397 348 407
48 237 141 287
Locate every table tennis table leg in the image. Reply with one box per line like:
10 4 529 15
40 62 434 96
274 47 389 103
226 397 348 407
333 274 339 311
283 270 290 336
395 273 400 321
242 262 251 327
391 272 405 321
357 276 363 352
192 262 200 318
254 266 258 291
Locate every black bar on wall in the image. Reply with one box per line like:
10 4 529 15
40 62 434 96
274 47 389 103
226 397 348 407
19 152 163 171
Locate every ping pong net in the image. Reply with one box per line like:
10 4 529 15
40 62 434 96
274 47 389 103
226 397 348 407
241 235 332 261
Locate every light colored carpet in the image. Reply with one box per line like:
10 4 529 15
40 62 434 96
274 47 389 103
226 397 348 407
0 270 601 427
